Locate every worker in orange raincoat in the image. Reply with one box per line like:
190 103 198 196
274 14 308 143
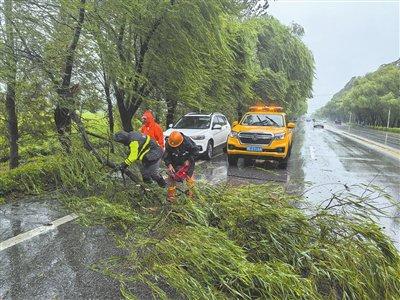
140 110 165 149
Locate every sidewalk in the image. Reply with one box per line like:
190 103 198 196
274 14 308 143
326 125 400 163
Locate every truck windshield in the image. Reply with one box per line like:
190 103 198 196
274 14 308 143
241 114 284 127
174 116 211 129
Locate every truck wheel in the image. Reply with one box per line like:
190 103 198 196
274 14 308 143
278 156 288 169
243 158 254 166
227 155 238 166
287 145 292 158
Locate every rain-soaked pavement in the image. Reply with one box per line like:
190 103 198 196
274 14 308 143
0 198 123 299
197 121 400 247
1 121 399 299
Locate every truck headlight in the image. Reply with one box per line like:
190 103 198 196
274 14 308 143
274 132 285 140
191 135 205 140
229 131 238 138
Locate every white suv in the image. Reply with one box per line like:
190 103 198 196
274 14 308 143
163 112 231 160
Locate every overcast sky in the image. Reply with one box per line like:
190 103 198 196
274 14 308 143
267 0 399 113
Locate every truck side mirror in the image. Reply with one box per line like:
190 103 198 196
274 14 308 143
232 121 238 127
287 122 296 129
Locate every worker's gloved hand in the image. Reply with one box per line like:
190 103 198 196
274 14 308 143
167 164 175 176
118 162 128 172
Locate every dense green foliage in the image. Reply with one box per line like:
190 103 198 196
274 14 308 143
253 18 314 116
0 0 314 168
62 172 399 299
316 60 400 127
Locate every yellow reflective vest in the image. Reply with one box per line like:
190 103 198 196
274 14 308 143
124 135 151 166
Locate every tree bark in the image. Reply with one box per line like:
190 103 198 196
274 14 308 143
166 98 177 128
102 70 114 152
4 0 19 169
237 101 244 121
104 75 114 135
54 0 86 152
114 85 133 132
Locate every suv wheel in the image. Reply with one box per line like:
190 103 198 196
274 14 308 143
227 155 238 166
204 140 213 160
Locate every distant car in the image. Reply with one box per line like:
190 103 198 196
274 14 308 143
334 119 342 125
306 118 312 122
164 112 231 160
313 120 324 129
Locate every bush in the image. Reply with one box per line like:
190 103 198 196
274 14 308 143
0 155 63 195
0 146 121 197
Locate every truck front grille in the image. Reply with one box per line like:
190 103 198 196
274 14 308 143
238 132 273 145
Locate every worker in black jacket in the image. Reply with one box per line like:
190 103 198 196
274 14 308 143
114 131 166 187
163 131 199 201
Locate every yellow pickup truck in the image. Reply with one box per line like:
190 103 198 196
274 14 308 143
226 106 295 168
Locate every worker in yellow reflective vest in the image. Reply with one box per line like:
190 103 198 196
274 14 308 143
114 131 166 187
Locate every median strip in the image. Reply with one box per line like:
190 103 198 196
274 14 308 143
0 213 78 252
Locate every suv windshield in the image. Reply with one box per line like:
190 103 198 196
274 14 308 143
174 116 211 129
241 114 284 127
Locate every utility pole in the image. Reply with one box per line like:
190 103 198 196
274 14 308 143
386 108 391 128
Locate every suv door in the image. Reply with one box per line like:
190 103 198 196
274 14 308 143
214 116 227 146
210 116 221 146
219 115 231 143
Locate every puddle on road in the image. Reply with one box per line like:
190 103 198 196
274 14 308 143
196 157 291 186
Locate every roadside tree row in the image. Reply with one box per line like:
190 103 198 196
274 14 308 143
316 60 400 127
0 0 314 169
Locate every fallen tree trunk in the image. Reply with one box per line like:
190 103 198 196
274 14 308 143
70 111 144 187
86 130 109 141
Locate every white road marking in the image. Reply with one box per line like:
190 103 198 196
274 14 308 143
0 213 78 252
309 146 316 160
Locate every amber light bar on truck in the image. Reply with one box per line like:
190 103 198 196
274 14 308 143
249 106 283 112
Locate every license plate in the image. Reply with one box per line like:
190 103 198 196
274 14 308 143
247 146 263 152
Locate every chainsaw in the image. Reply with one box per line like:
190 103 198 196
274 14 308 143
170 164 190 182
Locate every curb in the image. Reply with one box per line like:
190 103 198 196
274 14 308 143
325 125 400 164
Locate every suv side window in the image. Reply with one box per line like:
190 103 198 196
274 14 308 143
212 116 219 127
218 116 227 125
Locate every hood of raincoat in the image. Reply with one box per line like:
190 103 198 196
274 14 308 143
142 110 155 126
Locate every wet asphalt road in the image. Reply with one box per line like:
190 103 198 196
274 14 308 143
0 198 124 299
1 121 399 299
197 121 399 247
